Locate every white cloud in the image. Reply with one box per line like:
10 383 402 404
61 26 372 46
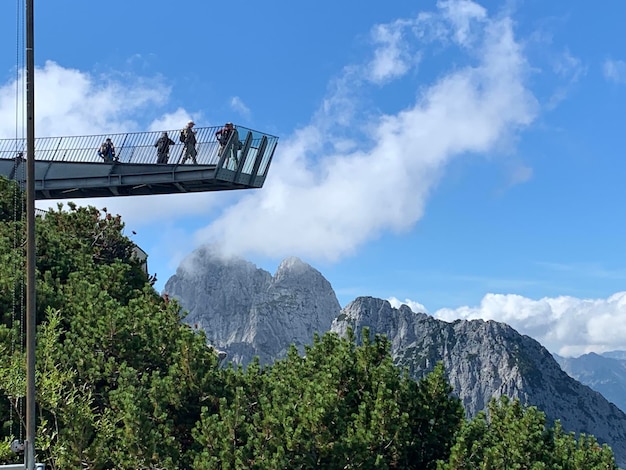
148 108 198 133
504 162 533 188
545 50 585 109
194 0 537 261
603 59 626 84
0 60 170 138
432 292 626 356
230 96 251 120
438 0 487 46
388 296 429 314
367 20 416 84
553 50 584 82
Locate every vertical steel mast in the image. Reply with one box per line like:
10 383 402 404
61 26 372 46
25 0 36 466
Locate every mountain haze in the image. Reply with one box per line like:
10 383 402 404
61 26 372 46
554 352 626 414
604 351 626 360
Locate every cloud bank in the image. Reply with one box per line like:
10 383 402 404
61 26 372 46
0 60 171 138
388 292 626 357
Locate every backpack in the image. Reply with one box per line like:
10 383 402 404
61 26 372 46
179 130 186 143
99 143 112 157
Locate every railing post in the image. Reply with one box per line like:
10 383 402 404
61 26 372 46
248 135 268 187
261 140 278 178
51 137 62 161
117 133 129 163
233 131 253 182
215 145 229 170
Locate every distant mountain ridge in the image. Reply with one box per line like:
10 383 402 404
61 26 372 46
554 352 626 414
331 297 626 466
164 250 626 467
603 350 626 360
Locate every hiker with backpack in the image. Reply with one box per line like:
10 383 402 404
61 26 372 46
179 120 198 164
154 131 176 164
98 138 117 162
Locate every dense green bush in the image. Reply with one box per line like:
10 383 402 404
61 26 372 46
0 177 618 469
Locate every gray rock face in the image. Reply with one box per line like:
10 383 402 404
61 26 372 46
331 296 626 468
554 352 626 414
165 252 626 467
164 247 341 365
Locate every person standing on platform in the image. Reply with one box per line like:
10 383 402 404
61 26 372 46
155 131 175 164
98 138 117 162
215 122 240 165
180 121 198 164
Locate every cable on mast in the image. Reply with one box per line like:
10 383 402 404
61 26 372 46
9 0 27 453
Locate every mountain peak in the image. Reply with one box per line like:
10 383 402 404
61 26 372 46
164 250 341 365
176 244 256 279
274 256 315 279
276 256 307 271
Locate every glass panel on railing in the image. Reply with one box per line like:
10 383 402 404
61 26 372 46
259 140 278 176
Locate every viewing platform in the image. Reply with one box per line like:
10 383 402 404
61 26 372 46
0 124 278 199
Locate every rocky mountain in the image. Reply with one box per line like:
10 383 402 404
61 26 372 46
331 297 626 468
554 352 626 414
164 247 341 364
164 252 626 466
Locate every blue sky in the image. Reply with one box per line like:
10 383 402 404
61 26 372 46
1 0 626 356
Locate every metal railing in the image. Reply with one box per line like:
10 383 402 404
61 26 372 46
0 125 279 168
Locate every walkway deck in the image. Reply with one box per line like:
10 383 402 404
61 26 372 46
0 125 278 199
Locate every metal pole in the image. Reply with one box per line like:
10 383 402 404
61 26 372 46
25 0 36 467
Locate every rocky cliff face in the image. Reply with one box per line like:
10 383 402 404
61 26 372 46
164 253 626 467
164 247 341 365
331 296 626 467
554 352 626 414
